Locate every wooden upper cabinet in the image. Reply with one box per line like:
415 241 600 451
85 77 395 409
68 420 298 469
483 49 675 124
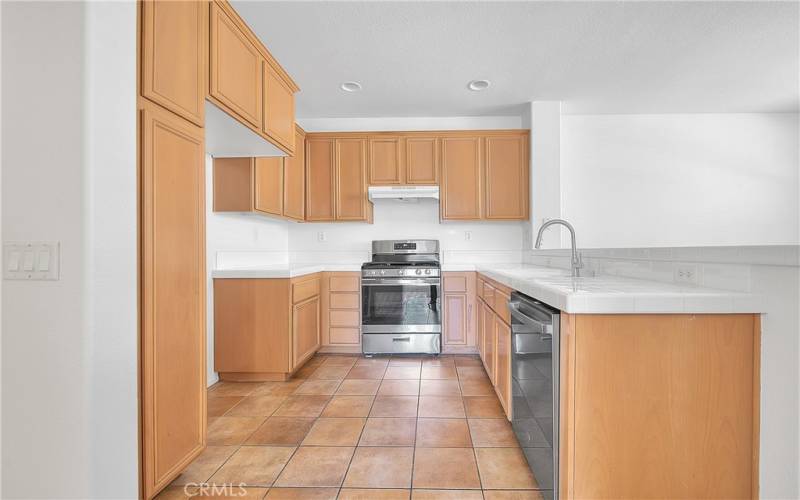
139 100 206 498
336 139 368 220
283 127 306 221
485 135 528 220
209 2 263 128
263 64 296 153
140 0 206 126
306 137 336 221
369 137 403 185
441 136 482 220
254 157 283 216
406 137 439 184
213 157 254 212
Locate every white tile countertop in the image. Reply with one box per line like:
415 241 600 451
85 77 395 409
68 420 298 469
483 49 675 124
212 263 763 314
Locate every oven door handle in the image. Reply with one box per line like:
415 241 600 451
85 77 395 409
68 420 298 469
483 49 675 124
362 278 441 286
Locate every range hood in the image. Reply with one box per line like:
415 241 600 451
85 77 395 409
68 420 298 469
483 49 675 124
368 185 439 202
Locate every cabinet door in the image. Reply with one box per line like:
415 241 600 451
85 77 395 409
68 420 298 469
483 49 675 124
335 139 368 220
369 136 403 185
254 157 283 216
209 3 263 128
140 101 206 498
483 303 496 385
140 0 206 126
292 296 320 370
263 64 295 153
443 293 468 346
406 137 438 184
477 299 485 360
441 136 482 220
305 138 335 221
283 128 305 221
485 135 528 220
495 317 512 419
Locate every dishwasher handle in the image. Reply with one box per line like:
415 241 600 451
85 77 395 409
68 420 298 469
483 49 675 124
508 300 554 336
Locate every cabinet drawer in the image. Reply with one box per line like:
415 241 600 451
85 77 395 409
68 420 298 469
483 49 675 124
330 327 360 345
482 281 496 308
444 275 467 293
329 276 359 292
292 277 320 304
330 309 360 327
330 292 359 309
494 288 511 325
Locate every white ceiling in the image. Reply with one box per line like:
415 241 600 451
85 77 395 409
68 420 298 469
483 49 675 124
233 1 799 118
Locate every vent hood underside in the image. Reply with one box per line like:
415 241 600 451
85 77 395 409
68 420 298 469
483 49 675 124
368 185 439 202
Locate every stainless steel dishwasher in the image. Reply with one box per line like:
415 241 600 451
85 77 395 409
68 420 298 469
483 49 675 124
509 291 559 500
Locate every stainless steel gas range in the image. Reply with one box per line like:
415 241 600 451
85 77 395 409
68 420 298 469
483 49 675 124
361 240 441 355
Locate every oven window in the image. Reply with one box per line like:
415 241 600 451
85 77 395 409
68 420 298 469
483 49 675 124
362 284 440 326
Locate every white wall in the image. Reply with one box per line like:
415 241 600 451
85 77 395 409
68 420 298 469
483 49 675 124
560 113 800 248
205 154 290 385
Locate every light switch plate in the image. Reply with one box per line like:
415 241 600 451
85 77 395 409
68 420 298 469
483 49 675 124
3 241 60 280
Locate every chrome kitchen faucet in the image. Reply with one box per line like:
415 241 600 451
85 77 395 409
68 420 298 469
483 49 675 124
534 218 583 277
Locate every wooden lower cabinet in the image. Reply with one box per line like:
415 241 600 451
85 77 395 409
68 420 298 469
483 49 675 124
139 99 206 498
442 272 477 353
320 272 362 352
482 301 496 384
494 316 511 416
213 274 321 380
560 313 760 499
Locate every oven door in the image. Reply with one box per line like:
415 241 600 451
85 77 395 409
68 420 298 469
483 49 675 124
361 277 441 333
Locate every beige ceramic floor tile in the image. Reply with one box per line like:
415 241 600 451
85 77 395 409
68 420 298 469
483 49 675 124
463 396 505 418
336 379 380 396
320 395 374 418
203 487 269 500
273 396 330 417
322 356 358 367
482 491 545 500
355 357 390 367
171 445 238 485
293 364 319 379
412 447 480 489
226 396 287 417
388 357 423 367
309 365 351 380
369 396 418 417
154 486 195 500
209 382 264 397
417 396 466 418
383 366 421 380
264 487 339 500
346 365 387 379
358 417 416 446
419 379 461 396
251 380 305 397
208 396 244 417
342 447 414 489
246 417 315 446
411 490 483 500
456 366 490 380
420 366 457 380
338 489 410 500
421 356 455 367
302 417 366 446
474 448 538 489
454 356 483 367
274 446 355 487
459 378 495 397
468 418 519 447
293 379 341 396
415 418 472 448
209 446 295 486
378 379 420 396
207 416 265 445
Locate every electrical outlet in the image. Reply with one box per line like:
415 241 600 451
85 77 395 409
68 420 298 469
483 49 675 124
464 231 472 241
317 231 327 242
674 264 698 285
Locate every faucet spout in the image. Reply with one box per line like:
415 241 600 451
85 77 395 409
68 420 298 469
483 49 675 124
534 218 582 277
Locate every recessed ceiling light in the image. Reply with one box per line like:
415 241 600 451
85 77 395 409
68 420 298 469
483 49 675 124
468 79 491 91
340 81 362 92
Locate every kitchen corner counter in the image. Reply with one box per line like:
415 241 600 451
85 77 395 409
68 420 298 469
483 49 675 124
211 263 361 279
473 264 763 314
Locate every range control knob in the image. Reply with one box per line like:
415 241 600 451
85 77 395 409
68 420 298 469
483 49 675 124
415 269 422 275
380 270 386 275
425 269 431 275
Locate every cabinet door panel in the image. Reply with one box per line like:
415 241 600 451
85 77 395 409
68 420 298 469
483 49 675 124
140 102 205 498
444 293 468 346
406 137 438 184
477 299 485 360
369 137 403 185
254 157 283 215
441 137 481 219
330 327 360 345
495 317 512 418
483 303 496 384
141 0 206 126
305 138 335 221
335 139 368 220
330 293 359 309
209 3 263 128
485 135 528 220
283 128 305 220
292 296 320 370
263 64 295 152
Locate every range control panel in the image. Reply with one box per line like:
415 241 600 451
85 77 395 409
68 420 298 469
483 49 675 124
393 242 417 251
362 268 440 278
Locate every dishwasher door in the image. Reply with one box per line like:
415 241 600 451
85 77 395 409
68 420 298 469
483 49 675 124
509 292 559 500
